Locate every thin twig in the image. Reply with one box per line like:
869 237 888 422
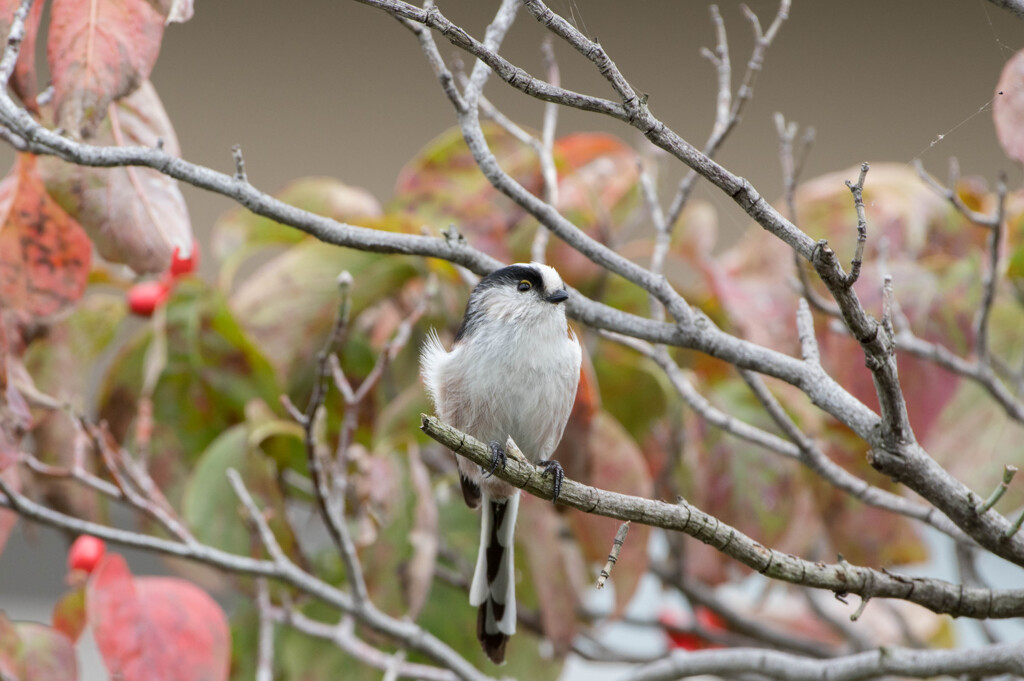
976 465 1018 515
664 0 792 230
293 270 368 605
842 163 870 287
596 521 630 589
255 578 275 681
973 173 1008 364
914 158 1003 229
270 608 458 681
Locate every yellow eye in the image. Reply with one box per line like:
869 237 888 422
517 280 532 292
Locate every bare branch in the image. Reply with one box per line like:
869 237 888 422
270 610 458 681
420 414 1024 618
532 38 561 264
0 0 33 85
974 173 1008 364
664 0 792 229
654 565 837 658
295 272 368 605
795 298 820 364
255 578 275 681
986 0 1024 17
607 331 969 543
914 158 1004 229
625 641 1024 681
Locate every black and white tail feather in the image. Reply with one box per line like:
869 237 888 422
421 263 581 664
471 493 519 662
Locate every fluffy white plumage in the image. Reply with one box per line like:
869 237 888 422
420 262 581 662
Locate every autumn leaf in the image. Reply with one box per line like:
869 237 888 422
40 80 193 274
0 0 44 111
566 410 653 614
994 48 1024 165
393 123 540 262
0 610 77 679
0 613 78 681
87 553 230 681
0 154 91 320
51 585 87 643
520 495 579 654
48 0 165 138
401 444 438 621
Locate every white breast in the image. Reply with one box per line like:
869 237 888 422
422 314 582 464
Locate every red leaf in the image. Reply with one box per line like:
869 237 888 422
995 49 1024 164
0 154 91 319
48 0 165 138
393 123 539 262
0 614 78 681
520 495 579 654
88 554 230 681
0 0 44 111
40 81 193 273
566 410 652 615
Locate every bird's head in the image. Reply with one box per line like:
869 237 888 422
455 262 570 342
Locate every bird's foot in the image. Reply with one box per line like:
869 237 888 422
484 440 507 478
538 459 564 503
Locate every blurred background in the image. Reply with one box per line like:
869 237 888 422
2 0 1024 678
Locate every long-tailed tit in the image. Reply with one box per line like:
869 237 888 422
421 262 582 663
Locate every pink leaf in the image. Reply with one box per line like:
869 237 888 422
88 554 230 681
0 613 78 681
994 49 1024 165
48 0 165 138
40 81 193 273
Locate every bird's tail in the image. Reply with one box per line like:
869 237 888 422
469 491 519 664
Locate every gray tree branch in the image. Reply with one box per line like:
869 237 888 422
625 641 1024 681
420 414 1024 619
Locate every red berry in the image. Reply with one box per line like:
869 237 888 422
694 606 727 633
127 280 171 317
168 243 199 278
658 606 726 651
68 535 106 574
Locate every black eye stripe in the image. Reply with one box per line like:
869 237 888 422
476 265 544 292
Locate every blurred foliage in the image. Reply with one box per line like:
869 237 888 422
7 117 1024 677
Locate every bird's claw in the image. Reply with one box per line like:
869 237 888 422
539 459 564 503
484 440 507 478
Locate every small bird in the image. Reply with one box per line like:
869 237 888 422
421 262 582 664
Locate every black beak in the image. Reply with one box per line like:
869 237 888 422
546 289 569 304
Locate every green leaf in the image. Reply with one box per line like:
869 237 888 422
229 242 419 382
212 176 382 287
182 424 296 557
100 280 282 467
